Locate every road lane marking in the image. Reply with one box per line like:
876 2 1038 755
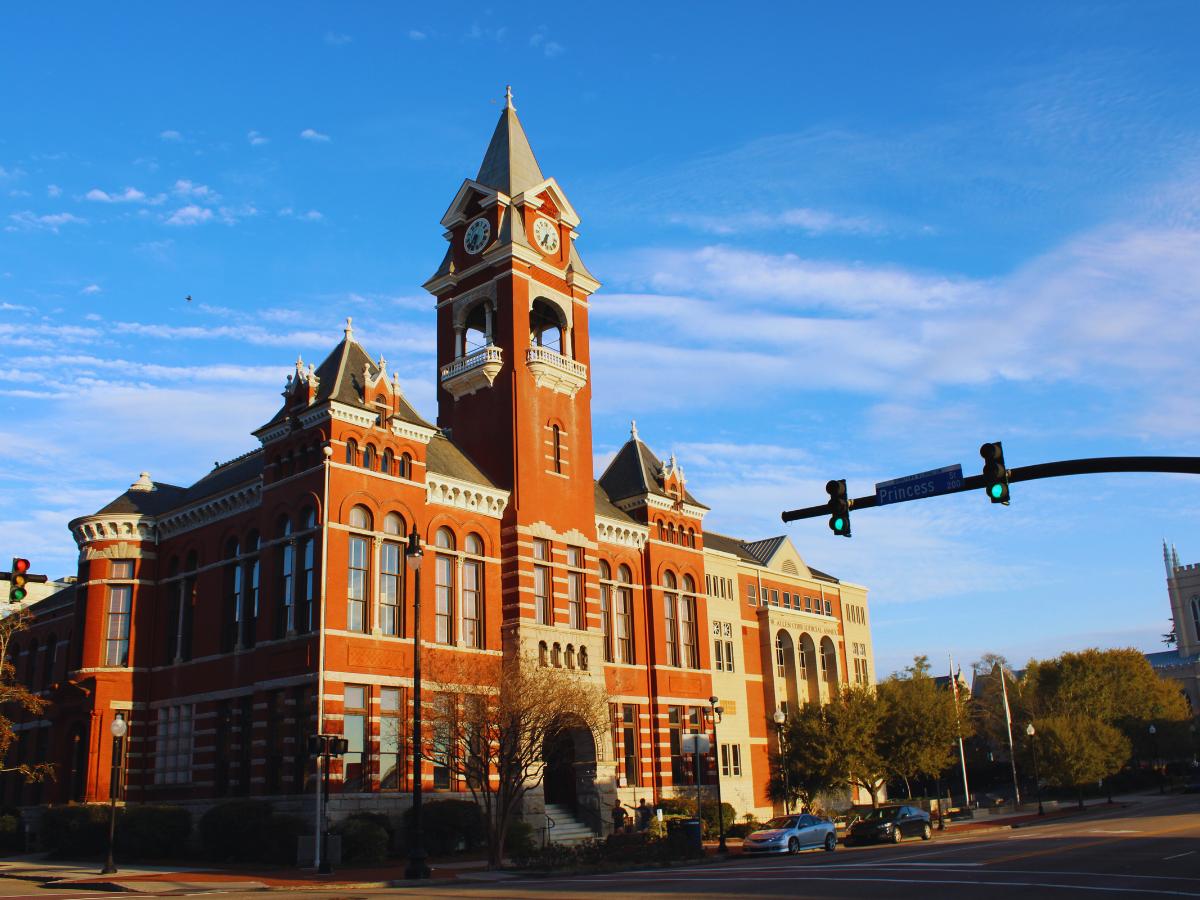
1164 850 1195 861
1089 829 1141 834
985 819 1200 866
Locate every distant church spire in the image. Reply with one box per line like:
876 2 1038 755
475 86 544 195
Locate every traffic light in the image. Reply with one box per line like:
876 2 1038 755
8 558 30 603
980 442 1010 505
826 479 852 537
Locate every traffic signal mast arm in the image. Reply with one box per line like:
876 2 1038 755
781 455 1200 523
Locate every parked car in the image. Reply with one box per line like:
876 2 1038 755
845 805 932 845
743 813 838 854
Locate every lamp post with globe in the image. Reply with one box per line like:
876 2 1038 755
772 709 790 814
1025 723 1044 816
100 713 127 875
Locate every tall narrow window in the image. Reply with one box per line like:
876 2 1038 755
663 571 679 667
345 439 358 466
462 534 484 649
552 425 563 473
616 565 634 664
533 539 552 626
154 705 194 785
400 452 412 479
380 540 402 637
622 704 639 787
432 693 452 789
681 575 699 669
165 559 182 664
277 517 295 637
435 528 455 644
343 685 367 791
180 551 196 662
298 509 316 634
775 634 788 678
347 535 369 633
599 561 613 662
714 636 725 672
380 686 405 790
362 444 375 470
566 546 584 629
668 706 685 783
381 448 394 476
106 560 133 666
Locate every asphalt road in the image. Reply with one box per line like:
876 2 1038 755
0 793 1193 899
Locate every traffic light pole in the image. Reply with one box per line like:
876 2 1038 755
782 456 1200 523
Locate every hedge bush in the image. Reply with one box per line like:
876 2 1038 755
402 800 484 857
339 817 389 865
504 818 536 860
514 827 695 870
655 797 736 837
0 813 21 855
40 805 110 858
199 800 274 862
114 805 192 859
260 813 309 865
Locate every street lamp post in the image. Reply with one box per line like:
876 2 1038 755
772 709 790 814
100 713 127 875
404 527 431 880
1149 724 1161 794
708 697 727 854
1025 723 1044 816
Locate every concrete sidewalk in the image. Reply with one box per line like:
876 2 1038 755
0 852 514 893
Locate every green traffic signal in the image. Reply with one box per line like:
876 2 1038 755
833 516 845 532
989 483 1004 500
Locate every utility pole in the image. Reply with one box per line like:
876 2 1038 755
948 654 971 810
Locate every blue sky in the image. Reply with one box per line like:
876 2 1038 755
3 2 1199 676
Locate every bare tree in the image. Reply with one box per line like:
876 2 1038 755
0 612 54 783
426 653 608 868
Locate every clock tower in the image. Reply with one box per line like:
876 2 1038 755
424 87 602 613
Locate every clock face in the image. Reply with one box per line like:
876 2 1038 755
533 217 560 254
463 217 491 255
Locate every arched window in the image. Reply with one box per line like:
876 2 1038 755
539 641 549 666
380 515 405 637
384 512 405 535
579 646 589 671
362 444 375 471
663 570 680 667
435 528 455 643
598 561 613 662
551 642 562 667
462 533 485 648
298 509 316 633
277 515 295 638
400 452 413 479
687 528 695 548
345 439 358 466
616 564 634 664
381 448 394 476
680 575 699 668
349 505 373 531
222 538 241 653
552 425 562 474
530 298 564 353
241 531 260 649
657 521 666 541
565 644 576 669
463 301 492 353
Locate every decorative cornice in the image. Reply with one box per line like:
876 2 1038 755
70 516 156 549
156 481 263 541
390 418 438 445
613 493 708 520
595 515 648 550
84 540 157 561
328 401 377 429
255 421 290 446
526 347 587 398
426 472 510 519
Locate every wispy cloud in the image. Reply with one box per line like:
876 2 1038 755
300 128 331 143
164 205 213 226
529 30 564 57
6 211 87 233
46 184 61 198
324 31 352 46
85 186 165 204
279 207 323 221
668 207 883 237
173 179 216 200
247 130 269 146
408 29 427 40
80 284 102 295
159 129 183 142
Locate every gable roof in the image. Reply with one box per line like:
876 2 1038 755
598 435 705 508
594 481 637 523
425 434 495 486
703 530 761 564
703 530 840 583
475 98 545 196
741 536 788 567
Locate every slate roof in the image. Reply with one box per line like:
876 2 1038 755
702 531 761 564
598 436 705 507
310 337 431 428
741 536 788 567
594 482 636 523
426 434 495 487
702 530 840 583
95 483 187 517
475 101 545 196
1145 649 1200 668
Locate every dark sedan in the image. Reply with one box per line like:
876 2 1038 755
845 805 932 845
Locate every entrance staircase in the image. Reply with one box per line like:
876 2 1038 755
542 802 600 845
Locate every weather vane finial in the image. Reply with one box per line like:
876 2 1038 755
344 316 353 340
630 419 639 440
505 85 514 110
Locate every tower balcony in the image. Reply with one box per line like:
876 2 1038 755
526 346 588 397
441 345 504 400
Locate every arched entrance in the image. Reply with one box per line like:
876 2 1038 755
542 720 598 817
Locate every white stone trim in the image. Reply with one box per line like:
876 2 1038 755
156 480 263 540
526 346 587 397
441 345 504 400
425 472 510 519
329 401 377 429
595 515 647 550
70 518 155 549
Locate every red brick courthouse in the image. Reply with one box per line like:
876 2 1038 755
8 95 875 832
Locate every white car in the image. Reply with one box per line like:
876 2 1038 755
743 814 837 854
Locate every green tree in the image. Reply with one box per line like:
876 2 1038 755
767 702 840 813
877 656 964 798
828 685 889 807
1035 715 1130 808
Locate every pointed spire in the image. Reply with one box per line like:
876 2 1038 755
475 87 545 196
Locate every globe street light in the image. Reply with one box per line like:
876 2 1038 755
772 709 790 814
404 526 431 880
708 696 727 854
1025 723 1044 816
100 713 127 875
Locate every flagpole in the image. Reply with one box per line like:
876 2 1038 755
998 664 1021 807
948 654 971 810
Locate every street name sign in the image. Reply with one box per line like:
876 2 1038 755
875 465 964 507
